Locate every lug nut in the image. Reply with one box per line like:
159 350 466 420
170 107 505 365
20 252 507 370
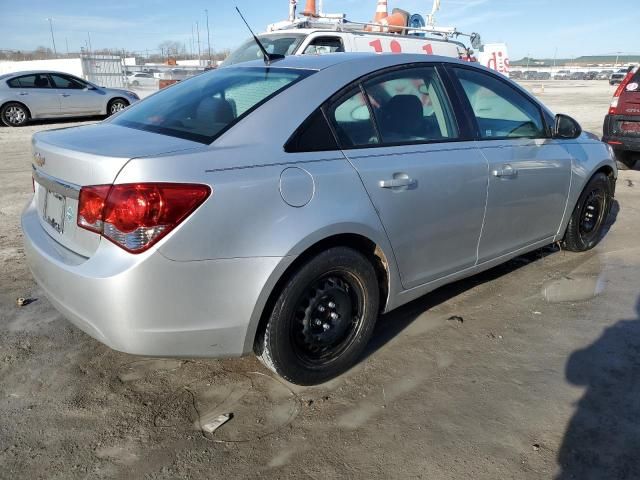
317 305 326 312
330 312 339 320
315 319 322 326
322 323 330 331
328 301 336 308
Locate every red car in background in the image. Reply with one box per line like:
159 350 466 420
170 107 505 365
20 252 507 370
603 66 640 169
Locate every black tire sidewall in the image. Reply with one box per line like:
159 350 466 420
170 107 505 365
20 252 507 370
264 247 379 385
1 102 28 127
565 173 612 251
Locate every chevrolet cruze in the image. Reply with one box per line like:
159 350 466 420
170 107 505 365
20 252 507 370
22 54 617 385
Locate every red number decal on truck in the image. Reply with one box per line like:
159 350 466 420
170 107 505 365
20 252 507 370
369 39 383 53
390 40 402 53
422 44 434 55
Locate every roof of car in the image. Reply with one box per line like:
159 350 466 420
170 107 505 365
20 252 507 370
229 52 462 71
0 70 78 77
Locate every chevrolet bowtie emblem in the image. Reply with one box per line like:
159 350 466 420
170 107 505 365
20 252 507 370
34 152 45 167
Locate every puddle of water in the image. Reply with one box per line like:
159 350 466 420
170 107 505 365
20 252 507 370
542 274 606 303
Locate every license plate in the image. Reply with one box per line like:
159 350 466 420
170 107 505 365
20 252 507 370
43 190 66 234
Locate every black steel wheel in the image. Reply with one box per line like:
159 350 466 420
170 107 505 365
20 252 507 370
257 247 379 385
1 102 29 127
564 172 613 252
107 98 128 116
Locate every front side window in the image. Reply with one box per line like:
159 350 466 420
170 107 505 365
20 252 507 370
50 74 86 89
7 74 51 89
453 67 546 139
362 66 458 144
112 67 312 144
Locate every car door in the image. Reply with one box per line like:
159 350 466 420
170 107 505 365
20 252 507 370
7 74 60 116
448 66 572 262
328 65 489 289
49 73 103 115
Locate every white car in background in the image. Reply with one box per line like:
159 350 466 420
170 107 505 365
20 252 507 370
126 72 157 88
0 71 139 127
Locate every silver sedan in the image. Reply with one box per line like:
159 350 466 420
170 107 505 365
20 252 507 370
0 70 140 126
21 54 617 385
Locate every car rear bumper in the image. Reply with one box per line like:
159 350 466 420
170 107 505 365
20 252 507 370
603 115 640 152
22 199 283 358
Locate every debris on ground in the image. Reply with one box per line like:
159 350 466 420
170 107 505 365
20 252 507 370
202 413 233 434
16 297 35 307
626 179 634 187
532 443 540 451
447 315 464 324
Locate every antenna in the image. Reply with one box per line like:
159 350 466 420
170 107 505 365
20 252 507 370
235 7 285 64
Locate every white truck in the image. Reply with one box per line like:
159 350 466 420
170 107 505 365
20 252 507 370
222 1 489 68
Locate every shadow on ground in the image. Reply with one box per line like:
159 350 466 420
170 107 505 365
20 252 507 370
556 297 640 479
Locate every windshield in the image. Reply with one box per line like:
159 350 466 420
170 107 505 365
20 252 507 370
222 34 306 66
112 67 313 144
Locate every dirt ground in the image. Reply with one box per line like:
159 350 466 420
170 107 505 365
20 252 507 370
1 81 640 479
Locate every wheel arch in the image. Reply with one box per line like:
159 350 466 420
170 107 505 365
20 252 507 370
243 229 398 355
1 100 32 120
107 96 129 113
558 162 616 241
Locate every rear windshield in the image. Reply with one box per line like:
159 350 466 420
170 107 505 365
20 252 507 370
112 67 312 144
222 34 305 66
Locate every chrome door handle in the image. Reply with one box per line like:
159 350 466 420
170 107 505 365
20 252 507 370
60 94 71 97
379 177 417 189
19 92 28 96
492 164 518 178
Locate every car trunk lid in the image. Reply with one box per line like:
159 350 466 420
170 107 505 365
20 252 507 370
31 122 204 258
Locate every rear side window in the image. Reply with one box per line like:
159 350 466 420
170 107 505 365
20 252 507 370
329 88 379 147
452 67 546 139
285 109 338 152
362 66 458 144
112 67 312 144
303 37 345 55
7 74 52 88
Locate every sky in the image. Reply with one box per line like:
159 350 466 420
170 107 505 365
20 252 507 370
0 0 637 60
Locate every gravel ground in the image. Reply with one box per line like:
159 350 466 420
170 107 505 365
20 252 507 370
1 81 640 479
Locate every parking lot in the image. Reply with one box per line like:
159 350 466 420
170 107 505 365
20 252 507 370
1 80 639 479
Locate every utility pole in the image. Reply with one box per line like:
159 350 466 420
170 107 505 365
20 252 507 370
87 32 93 54
196 21 201 66
552 47 558 71
65 37 69 56
47 18 57 55
205 9 212 66
191 24 195 59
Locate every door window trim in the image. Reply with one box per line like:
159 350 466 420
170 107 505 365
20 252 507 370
7 73 53 89
446 64 552 141
325 62 473 150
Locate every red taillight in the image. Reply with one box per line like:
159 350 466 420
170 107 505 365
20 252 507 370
78 183 211 253
609 70 636 114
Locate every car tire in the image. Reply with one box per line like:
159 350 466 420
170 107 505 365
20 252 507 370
563 172 613 252
1 102 29 127
107 98 128 117
256 247 380 386
132 80 140 87
614 150 638 170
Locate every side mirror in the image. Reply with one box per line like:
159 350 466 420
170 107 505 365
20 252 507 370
554 114 582 139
